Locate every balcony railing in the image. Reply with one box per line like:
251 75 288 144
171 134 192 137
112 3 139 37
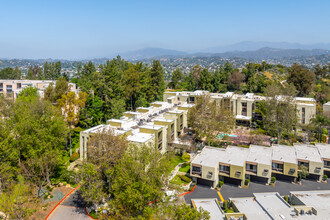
246 168 257 173
192 170 201 176
272 167 283 172
219 170 230 174
324 165 330 169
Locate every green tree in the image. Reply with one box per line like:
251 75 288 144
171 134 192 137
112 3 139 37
198 69 214 91
57 91 87 155
170 68 184 89
150 60 165 101
0 176 34 220
110 144 172 218
287 63 315 96
263 83 297 144
188 95 235 141
212 69 227 92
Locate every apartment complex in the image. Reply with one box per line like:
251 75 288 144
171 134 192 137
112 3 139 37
164 90 317 125
191 144 330 187
79 101 193 160
0 79 78 99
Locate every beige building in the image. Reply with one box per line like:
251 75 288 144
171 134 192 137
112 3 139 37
0 79 78 100
79 100 192 160
163 90 317 126
294 144 323 181
191 144 329 187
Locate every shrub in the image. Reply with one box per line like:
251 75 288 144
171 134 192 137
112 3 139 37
181 152 190 162
179 175 192 183
284 195 289 203
46 185 53 192
223 200 228 210
323 175 328 181
244 179 250 186
182 162 190 167
218 180 224 188
69 152 79 162
271 177 276 183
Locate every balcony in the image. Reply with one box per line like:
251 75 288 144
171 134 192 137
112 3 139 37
192 170 201 176
272 167 284 173
246 168 257 174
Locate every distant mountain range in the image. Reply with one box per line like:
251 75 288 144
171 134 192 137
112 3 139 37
202 41 330 53
115 41 330 60
118 48 187 60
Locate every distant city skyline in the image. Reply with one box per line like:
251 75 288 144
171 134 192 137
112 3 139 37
1 0 330 59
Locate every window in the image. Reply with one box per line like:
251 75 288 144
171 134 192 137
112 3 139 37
0 83 3 92
241 102 247 116
246 163 257 173
324 161 330 168
189 97 195 103
272 162 284 172
6 85 12 93
298 161 309 169
235 171 241 176
219 165 230 173
207 171 213 178
17 83 21 89
301 107 305 124
192 166 202 176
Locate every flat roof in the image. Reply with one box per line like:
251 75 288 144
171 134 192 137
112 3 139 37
167 110 185 114
247 145 272 165
153 118 174 123
236 115 252 120
254 192 295 220
315 143 330 160
324 102 330 106
294 97 316 102
272 145 297 164
191 199 224 220
231 197 271 220
178 103 195 108
83 124 129 136
139 124 164 130
294 144 322 163
127 132 154 143
225 146 250 166
290 190 330 217
191 146 227 167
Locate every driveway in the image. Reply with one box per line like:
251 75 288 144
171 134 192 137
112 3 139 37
221 179 330 200
184 185 221 205
48 190 90 220
184 180 330 204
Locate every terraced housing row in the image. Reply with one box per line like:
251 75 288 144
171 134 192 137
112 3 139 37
191 143 330 187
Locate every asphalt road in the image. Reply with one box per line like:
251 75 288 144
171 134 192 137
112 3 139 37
184 179 330 203
48 190 90 220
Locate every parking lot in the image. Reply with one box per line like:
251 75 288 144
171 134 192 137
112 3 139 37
184 179 330 203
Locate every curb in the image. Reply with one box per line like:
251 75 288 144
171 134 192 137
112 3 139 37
45 184 81 220
85 205 98 220
178 185 196 196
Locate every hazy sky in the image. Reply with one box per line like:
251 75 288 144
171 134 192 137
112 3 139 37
1 0 329 59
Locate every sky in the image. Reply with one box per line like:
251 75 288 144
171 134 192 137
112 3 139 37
0 0 329 59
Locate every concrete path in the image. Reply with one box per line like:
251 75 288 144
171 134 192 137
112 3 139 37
48 190 90 220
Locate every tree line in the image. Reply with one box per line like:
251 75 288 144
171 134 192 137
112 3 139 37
169 62 329 104
74 57 165 128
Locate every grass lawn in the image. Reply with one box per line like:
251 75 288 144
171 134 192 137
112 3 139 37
179 164 190 173
170 175 190 185
169 155 185 171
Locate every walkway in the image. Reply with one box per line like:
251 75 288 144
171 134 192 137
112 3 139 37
48 190 90 220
